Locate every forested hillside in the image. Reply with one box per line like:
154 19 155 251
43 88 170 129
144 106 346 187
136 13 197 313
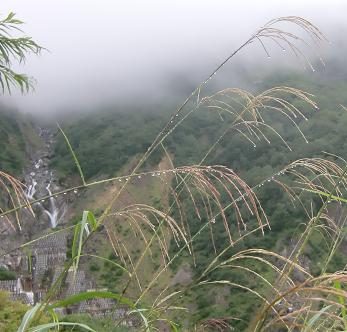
52 66 347 179
49 67 347 329
1 4 347 331
0 105 39 175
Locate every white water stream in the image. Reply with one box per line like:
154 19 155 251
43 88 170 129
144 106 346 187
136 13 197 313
44 181 59 228
25 129 65 228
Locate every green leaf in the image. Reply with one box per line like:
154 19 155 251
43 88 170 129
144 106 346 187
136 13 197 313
48 291 135 309
334 280 347 330
72 211 89 276
301 188 347 203
29 322 96 332
87 211 99 231
17 303 41 332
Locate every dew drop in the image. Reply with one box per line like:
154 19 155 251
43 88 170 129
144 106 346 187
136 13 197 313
211 218 216 224
267 55 271 59
63 192 67 195
282 48 286 52
73 189 78 194
41 200 45 203
138 175 142 179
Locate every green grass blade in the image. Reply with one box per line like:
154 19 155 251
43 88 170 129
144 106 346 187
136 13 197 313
17 303 41 332
57 124 86 186
87 210 98 231
72 211 88 277
303 305 332 331
334 280 347 330
28 322 96 332
81 253 130 276
301 188 347 203
48 291 135 309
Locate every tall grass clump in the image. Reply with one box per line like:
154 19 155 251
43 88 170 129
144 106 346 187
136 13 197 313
1 13 347 331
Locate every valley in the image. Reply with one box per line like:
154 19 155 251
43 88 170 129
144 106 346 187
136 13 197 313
0 126 136 326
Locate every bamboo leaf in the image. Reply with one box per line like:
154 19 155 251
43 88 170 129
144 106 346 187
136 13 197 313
29 322 96 332
17 303 41 332
48 291 135 309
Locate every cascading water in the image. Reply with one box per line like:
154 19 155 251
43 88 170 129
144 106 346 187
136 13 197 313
23 290 34 305
44 180 59 228
26 174 37 200
15 277 34 305
24 127 66 229
16 277 23 293
7 127 72 306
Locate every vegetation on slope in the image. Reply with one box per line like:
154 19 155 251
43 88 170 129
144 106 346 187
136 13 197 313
48 67 347 329
0 106 39 175
2 13 347 332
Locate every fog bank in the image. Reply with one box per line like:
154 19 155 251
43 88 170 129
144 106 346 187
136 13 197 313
1 0 346 115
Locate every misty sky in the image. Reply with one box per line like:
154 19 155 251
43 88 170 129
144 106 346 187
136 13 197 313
1 1 346 114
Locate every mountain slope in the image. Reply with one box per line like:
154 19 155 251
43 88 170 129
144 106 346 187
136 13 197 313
0 105 40 175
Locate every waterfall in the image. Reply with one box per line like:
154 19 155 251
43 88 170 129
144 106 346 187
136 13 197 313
16 278 23 293
16 278 34 304
26 177 38 200
44 181 59 228
23 291 34 305
24 127 66 229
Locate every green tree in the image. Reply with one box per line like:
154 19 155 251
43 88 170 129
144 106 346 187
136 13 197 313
0 12 42 94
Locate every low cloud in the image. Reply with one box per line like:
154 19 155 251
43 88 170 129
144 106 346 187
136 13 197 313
1 0 346 115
